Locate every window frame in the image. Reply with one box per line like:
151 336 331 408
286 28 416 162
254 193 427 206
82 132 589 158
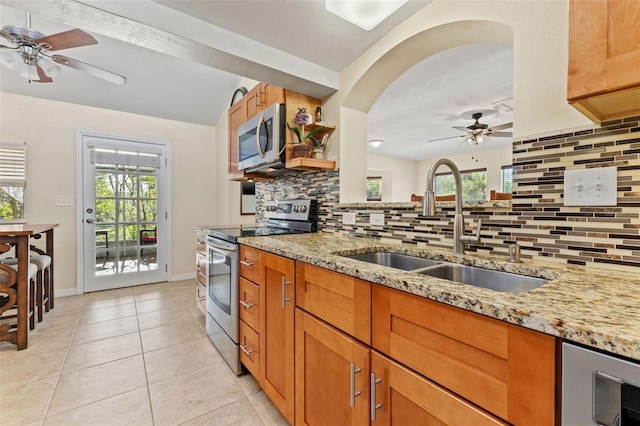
0 142 27 223
501 165 513 194
434 167 487 201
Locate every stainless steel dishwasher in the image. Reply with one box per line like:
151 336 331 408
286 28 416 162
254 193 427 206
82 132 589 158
562 342 640 425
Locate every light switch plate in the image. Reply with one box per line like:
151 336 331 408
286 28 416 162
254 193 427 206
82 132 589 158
370 213 385 226
564 167 617 206
342 212 356 225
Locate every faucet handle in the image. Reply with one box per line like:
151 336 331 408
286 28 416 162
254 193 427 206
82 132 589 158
460 219 482 243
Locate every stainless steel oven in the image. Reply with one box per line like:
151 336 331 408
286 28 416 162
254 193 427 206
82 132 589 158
203 199 316 376
204 235 240 375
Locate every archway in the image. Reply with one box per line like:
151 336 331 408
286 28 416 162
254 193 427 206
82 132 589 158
339 19 513 202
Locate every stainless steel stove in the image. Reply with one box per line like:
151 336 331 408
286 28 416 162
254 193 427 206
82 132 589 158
203 199 316 375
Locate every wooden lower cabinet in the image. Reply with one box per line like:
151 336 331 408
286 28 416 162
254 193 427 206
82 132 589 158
372 284 558 425
371 351 508 426
295 309 370 426
294 308 504 426
260 252 295 423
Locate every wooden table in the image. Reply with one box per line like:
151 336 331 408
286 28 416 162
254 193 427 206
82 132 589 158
0 224 58 350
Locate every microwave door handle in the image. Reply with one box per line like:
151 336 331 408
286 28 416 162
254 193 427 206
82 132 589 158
256 115 266 158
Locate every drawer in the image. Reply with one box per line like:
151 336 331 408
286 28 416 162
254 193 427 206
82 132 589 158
239 319 260 378
240 245 264 284
239 277 260 332
196 252 206 286
196 231 206 254
195 281 206 315
296 262 371 345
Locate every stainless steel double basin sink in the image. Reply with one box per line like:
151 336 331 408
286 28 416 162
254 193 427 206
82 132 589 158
343 252 548 293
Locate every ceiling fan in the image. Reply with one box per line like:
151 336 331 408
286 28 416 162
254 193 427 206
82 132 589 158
427 112 513 145
0 13 125 85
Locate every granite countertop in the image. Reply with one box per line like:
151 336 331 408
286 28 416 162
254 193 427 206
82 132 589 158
238 232 640 362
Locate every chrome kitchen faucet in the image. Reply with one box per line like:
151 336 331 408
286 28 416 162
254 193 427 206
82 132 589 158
422 158 481 255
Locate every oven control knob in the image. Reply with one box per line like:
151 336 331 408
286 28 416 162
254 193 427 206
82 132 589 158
300 205 307 213
293 206 300 212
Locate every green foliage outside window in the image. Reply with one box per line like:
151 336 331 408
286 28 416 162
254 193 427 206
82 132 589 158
0 186 24 221
367 177 382 201
435 170 487 201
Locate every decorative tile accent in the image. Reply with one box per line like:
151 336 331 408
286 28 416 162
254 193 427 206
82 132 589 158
256 116 640 272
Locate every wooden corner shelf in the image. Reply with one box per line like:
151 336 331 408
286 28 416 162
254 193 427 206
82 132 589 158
286 157 336 171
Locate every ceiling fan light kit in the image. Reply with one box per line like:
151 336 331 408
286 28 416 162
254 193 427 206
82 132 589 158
325 0 408 30
0 13 125 84
427 111 513 146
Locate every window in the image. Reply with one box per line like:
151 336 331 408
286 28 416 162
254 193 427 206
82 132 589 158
435 168 487 201
502 165 513 193
0 142 26 222
367 176 382 201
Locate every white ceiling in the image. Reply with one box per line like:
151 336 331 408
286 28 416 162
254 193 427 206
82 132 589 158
0 0 512 161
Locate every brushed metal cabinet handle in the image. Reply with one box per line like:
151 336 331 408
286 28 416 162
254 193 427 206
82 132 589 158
370 372 383 420
240 344 254 356
239 300 253 309
281 276 292 308
240 260 253 267
350 363 362 407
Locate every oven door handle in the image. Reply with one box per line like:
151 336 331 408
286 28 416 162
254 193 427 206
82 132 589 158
256 114 266 158
205 237 237 253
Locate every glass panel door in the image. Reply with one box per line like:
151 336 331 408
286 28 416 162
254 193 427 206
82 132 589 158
81 135 168 292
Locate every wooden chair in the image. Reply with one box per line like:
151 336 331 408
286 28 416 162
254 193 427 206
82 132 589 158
1 258 37 331
411 194 457 202
490 190 512 200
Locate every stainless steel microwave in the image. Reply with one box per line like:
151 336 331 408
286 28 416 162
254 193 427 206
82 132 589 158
237 102 285 172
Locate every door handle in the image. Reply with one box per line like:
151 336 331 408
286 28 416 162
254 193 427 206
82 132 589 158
86 218 95 224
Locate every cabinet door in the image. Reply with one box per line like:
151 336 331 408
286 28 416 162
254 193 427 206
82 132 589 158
372 285 558 425
263 83 285 107
296 262 371 344
239 277 260 332
371 351 508 425
245 84 263 119
228 101 246 178
240 245 264 285
260 252 295 423
568 0 640 120
295 309 370 426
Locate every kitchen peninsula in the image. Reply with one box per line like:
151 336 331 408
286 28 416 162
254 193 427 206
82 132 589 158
233 231 639 425
239 232 640 361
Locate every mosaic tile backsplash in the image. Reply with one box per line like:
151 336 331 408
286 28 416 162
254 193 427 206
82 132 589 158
257 116 640 272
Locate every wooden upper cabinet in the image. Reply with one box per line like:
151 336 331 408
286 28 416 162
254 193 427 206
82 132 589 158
568 0 640 121
245 82 285 119
228 100 246 179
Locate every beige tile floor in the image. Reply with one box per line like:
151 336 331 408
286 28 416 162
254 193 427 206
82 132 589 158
0 280 288 426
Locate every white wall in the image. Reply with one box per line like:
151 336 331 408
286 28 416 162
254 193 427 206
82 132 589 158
330 0 593 202
367 154 418 202
0 92 217 293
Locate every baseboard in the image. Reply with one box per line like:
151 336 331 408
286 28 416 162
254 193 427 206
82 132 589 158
55 288 79 298
170 272 196 281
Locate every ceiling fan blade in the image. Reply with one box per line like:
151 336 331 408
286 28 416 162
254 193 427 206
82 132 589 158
51 54 126 85
35 63 53 83
487 131 513 138
427 135 464 143
36 29 97 51
452 126 469 131
488 122 513 132
0 30 18 47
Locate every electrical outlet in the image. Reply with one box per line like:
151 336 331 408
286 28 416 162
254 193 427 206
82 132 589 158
370 213 385 226
54 195 74 207
342 212 356 225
